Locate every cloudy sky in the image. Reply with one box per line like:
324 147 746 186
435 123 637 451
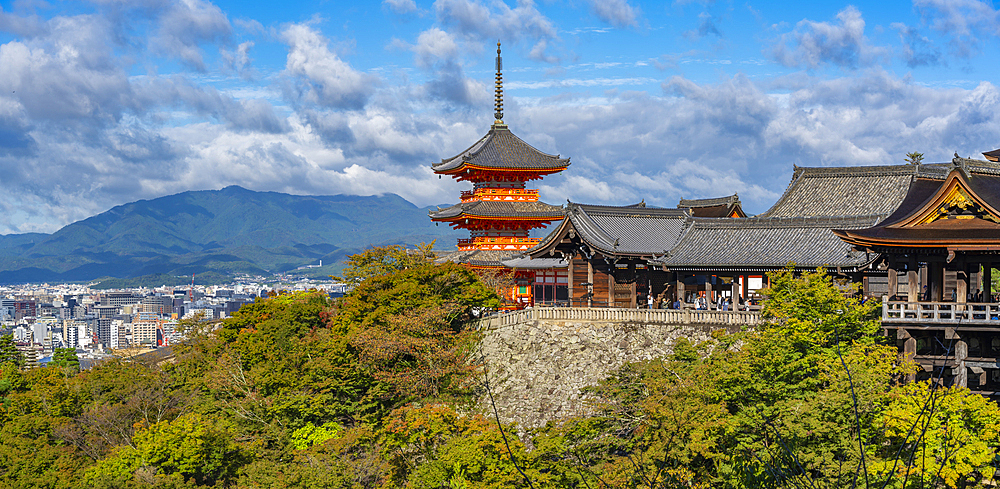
1 0 999 234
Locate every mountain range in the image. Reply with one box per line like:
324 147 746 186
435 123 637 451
0 186 459 284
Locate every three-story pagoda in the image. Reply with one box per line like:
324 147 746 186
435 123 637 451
430 42 569 273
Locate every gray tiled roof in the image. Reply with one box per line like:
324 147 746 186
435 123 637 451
761 165 916 218
435 249 521 268
532 202 689 256
429 200 564 220
657 215 881 270
433 125 570 172
502 256 567 269
678 194 739 208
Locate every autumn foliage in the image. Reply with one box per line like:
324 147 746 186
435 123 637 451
3 256 1000 488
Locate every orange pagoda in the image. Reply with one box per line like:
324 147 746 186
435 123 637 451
430 42 570 307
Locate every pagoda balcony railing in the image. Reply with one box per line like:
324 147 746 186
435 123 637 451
460 188 539 202
882 300 1000 325
457 237 541 250
474 307 761 330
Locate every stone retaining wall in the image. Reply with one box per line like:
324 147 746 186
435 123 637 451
476 314 741 429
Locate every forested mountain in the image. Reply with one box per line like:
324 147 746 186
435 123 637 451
0 186 456 283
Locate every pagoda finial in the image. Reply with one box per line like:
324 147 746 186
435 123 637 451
494 40 504 124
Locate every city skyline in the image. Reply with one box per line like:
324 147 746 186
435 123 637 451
2 0 1000 234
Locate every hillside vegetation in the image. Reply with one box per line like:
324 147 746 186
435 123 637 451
1 248 998 488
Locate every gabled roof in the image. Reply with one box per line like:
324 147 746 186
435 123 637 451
761 165 916 218
528 202 689 258
429 200 564 221
678 194 745 218
834 164 1000 249
433 124 570 174
762 160 1000 221
657 215 881 271
678 194 739 208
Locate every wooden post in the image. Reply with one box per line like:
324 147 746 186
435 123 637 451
608 263 618 307
887 267 898 300
947 327 968 388
986 263 994 302
953 263 969 319
705 277 713 310
587 260 594 308
567 254 574 306
908 257 919 306
899 328 917 382
731 278 739 310
676 275 686 308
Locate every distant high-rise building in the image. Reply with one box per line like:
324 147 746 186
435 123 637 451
65 324 80 349
13 300 36 320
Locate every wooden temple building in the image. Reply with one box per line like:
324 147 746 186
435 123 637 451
834 157 1000 392
428 44 1000 394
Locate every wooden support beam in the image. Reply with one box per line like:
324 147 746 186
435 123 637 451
908 257 919 304
676 275 686 307
607 268 614 308
567 254 574 306
887 267 898 300
986 263 994 302
957 266 968 305
903 333 917 383
587 260 594 308
705 277 713 310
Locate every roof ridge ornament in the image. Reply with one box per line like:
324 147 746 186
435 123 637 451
494 40 504 126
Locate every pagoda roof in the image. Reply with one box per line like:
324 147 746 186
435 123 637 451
984 149 1000 162
657 215 880 272
678 194 745 218
433 124 570 174
528 202 689 258
429 200 564 221
834 160 1000 250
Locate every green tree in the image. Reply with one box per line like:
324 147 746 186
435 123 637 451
0 334 24 369
905 151 924 165
332 242 436 288
871 382 1000 489
86 412 247 487
49 348 80 373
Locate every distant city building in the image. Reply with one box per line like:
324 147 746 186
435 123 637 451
103 292 140 308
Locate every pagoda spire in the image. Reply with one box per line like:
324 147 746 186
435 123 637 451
494 40 504 125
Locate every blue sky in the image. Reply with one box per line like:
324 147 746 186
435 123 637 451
1 0 1000 234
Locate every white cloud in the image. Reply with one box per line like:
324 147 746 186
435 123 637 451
913 0 1000 58
434 0 560 63
281 23 376 109
590 0 639 29
771 6 887 69
412 27 459 68
153 0 232 70
384 0 419 14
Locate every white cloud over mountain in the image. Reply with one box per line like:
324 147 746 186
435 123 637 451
0 0 998 235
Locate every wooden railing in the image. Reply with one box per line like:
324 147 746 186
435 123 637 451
883 300 1000 324
474 307 761 330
